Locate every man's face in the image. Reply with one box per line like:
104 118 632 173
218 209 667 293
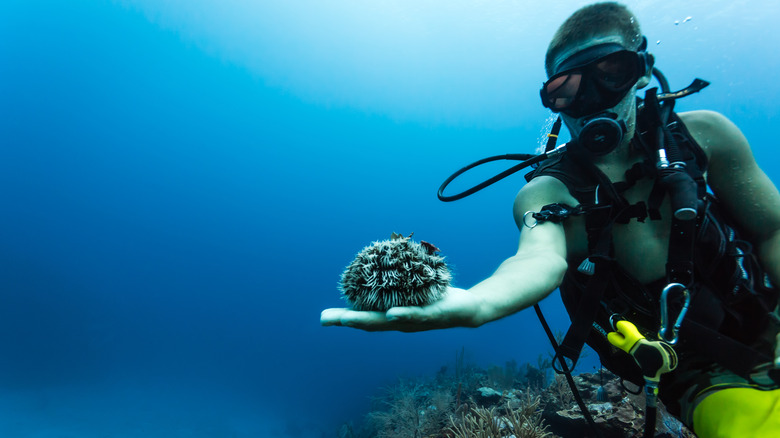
550 34 641 151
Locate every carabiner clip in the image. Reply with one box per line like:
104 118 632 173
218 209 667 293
658 283 690 345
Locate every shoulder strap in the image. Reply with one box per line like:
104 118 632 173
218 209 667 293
525 152 600 206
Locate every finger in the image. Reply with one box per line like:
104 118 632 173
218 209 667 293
321 308 390 330
321 308 348 326
386 306 425 322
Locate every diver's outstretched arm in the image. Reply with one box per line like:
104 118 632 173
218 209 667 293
320 176 570 332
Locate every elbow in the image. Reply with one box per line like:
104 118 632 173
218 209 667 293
522 249 568 303
543 251 568 285
521 248 568 290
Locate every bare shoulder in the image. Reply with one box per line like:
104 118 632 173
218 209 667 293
679 110 780 242
512 175 578 230
678 110 750 161
678 109 735 131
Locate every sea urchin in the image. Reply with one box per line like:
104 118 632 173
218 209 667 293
339 233 452 311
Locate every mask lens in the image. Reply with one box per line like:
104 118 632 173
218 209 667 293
542 72 582 110
593 51 639 91
540 49 642 115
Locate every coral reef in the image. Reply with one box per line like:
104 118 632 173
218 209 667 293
539 371 695 438
340 233 451 311
448 394 551 438
340 352 697 438
366 380 454 438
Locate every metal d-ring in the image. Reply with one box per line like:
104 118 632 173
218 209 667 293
523 211 538 228
609 313 624 331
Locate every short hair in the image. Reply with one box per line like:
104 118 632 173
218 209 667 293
545 2 643 76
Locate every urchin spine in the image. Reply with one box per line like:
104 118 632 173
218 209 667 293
340 234 451 311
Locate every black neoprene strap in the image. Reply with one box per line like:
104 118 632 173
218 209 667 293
680 318 773 377
666 216 696 287
534 304 605 438
555 264 610 371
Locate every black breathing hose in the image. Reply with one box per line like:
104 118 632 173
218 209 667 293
437 117 563 202
437 153 544 202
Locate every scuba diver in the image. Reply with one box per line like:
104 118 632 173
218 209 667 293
321 2 780 436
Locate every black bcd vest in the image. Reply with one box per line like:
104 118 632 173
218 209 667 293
525 108 779 390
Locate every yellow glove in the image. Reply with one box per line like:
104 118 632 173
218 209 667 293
607 320 678 383
607 320 645 354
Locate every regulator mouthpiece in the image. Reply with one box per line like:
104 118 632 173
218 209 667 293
578 112 626 156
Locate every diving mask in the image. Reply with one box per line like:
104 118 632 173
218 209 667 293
540 39 652 118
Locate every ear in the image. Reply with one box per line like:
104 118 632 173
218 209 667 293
636 52 655 89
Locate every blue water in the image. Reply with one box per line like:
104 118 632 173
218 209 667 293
1 0 778 436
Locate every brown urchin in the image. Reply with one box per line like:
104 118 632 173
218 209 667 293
339 233 452 311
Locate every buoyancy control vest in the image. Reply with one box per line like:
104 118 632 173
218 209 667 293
436 75 778 434
524 106 780 393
